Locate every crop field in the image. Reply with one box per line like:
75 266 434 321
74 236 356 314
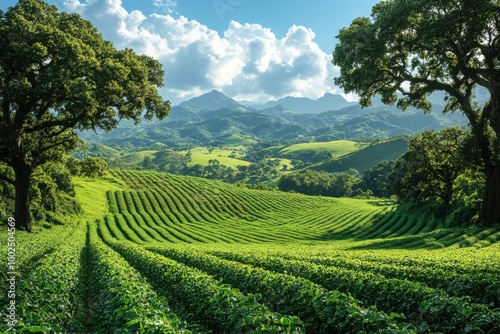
2 170 500 333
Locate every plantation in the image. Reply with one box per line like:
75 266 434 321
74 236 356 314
1 169 499 333
2 0 500 332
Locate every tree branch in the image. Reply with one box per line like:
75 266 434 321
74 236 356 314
39 137 76 154
0 173 15 186
25 115 83 134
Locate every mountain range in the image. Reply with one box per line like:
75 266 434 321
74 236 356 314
177 89 355 113
80 90 470 151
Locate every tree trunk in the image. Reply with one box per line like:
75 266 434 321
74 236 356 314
479 87 500 226
478 163 500 226
13 158 32 232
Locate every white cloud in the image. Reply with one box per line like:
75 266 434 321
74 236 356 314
153 0 177 14
63 0 343 104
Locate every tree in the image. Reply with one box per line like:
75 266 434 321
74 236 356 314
80 157 108 178
277 169 362 197
0 0 170 231
389 128 469 216
362 160 396 198
333 0 500 225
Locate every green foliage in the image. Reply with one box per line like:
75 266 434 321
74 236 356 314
0 0 169 230
99 229 306 333
448 169 485 225
278 169 363 197
149 247 416 333
210 250 500 333
332 0 500 225
101 170 466 247
88 221 190 333
80 156 109 178
13 161 81 225
361 160 396 198
389 128 472 216
0 220 87 333
0 168 497 332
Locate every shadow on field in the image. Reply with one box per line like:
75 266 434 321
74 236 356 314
305 203 451 250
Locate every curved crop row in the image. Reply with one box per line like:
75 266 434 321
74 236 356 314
87 221 190 333
148 246 417 334
208 249 500 333
110 170 461 243
97 223 305 333
278 251 500 307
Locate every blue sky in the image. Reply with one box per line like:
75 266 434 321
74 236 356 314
1 0 379 104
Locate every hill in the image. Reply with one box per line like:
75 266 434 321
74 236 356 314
277 140 367 157
310 137 409 173
82 170 498 247
80 103 468 151
2 170 499 333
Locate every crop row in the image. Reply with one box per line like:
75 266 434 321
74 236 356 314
271 250 500 307
87 220 190 333
109 170 500 247
0 220 87 333
0 224 75 284
147 246 418 334
206 249 500 333
105 189 311 243
97 221 306 333
108 171 416 242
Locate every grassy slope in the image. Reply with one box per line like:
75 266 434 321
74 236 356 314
310 137 409 173
179 146 251 168
73 175 127 221
263 140 368 158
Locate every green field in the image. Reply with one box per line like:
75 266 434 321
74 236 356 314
179 146 251 168
311 137 409 173
1 170 499 333
264 140 368 158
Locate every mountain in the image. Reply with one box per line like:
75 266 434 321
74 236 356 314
254 93 354 113
79 101 469 151
179 89 249 111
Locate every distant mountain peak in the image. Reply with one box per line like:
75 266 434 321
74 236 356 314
257 93 354 113
179 90 247 111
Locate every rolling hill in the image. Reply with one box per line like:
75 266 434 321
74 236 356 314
273 140 368 157
2 169 499 333
310 137 409 173
79 91 468 151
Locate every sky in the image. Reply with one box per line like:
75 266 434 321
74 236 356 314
1 0 380 105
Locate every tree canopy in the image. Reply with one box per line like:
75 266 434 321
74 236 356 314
0 0 170 231
389 128 469 215
333 0 500 225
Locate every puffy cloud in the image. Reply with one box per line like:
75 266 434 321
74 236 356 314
152 0 178 15
63 0 343 104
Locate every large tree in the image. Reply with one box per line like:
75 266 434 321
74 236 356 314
333 0 500 226
389 128 468 216
0 0 170 231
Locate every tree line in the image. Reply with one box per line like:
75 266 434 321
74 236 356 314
278 127 483 225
